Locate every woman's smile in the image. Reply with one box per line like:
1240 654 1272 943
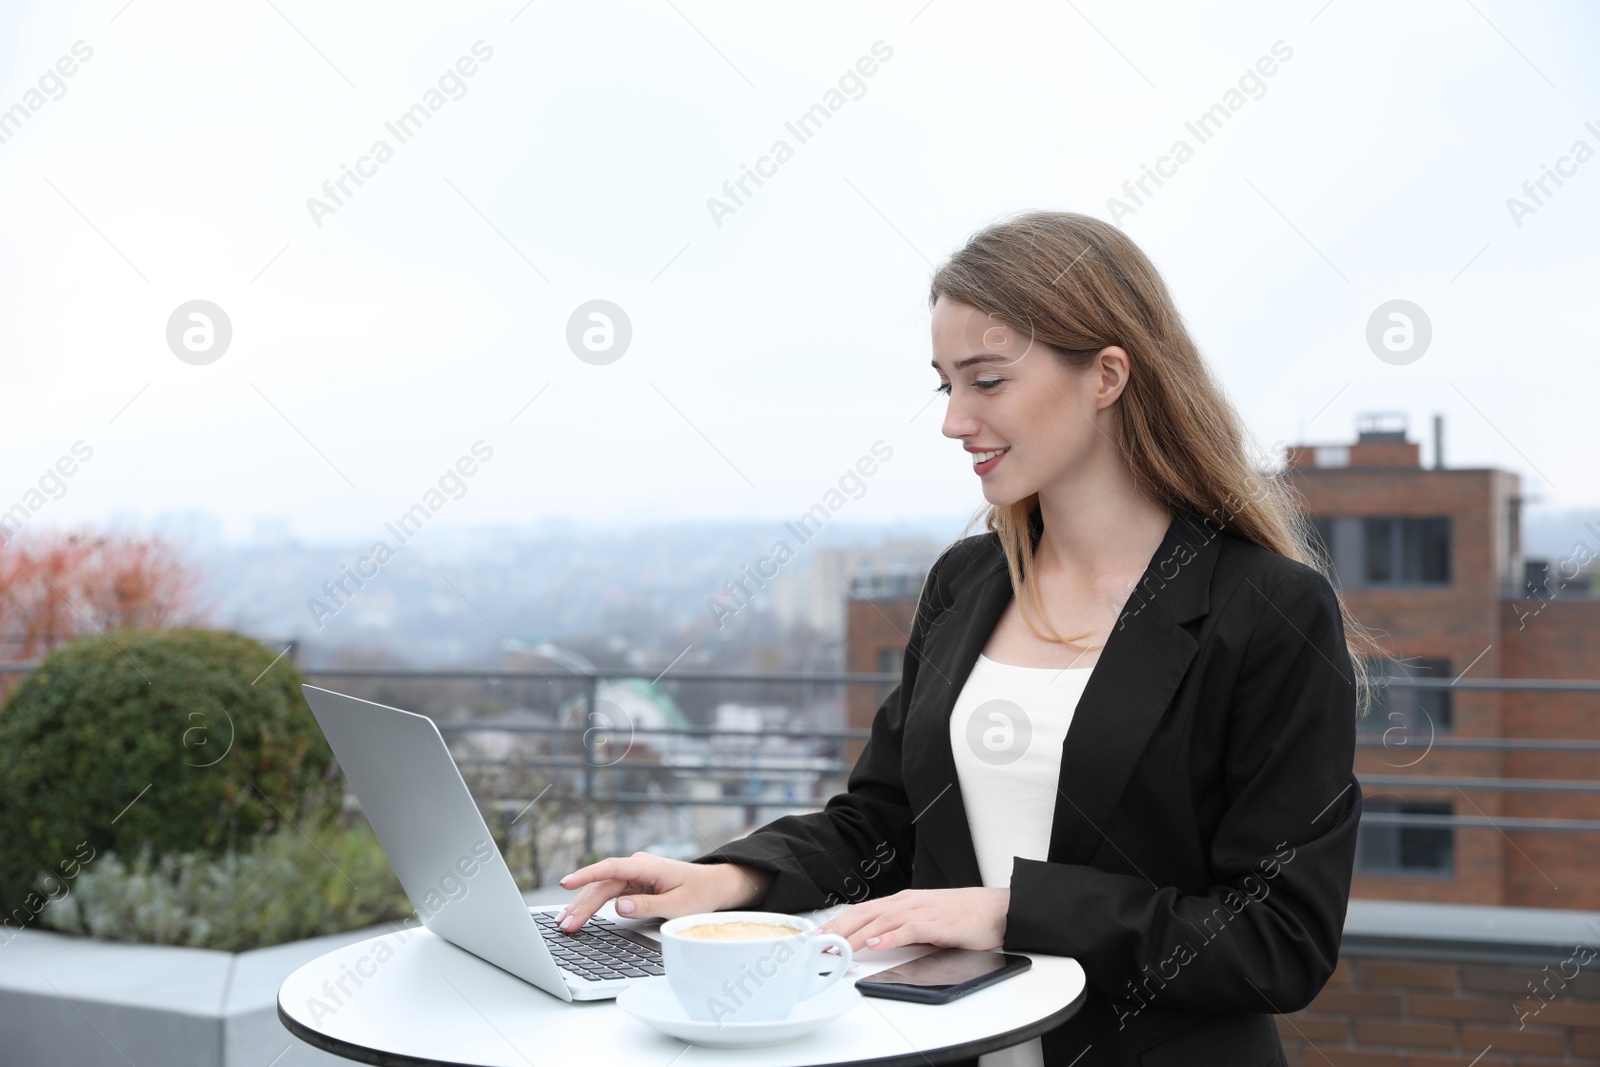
968 446 1010 475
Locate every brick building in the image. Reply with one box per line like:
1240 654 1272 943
1288 413 1600 911
844 572 922 766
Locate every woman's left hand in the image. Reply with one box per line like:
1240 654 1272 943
816 887 1010 953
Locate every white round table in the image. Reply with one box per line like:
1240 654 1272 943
278 925 1086 1066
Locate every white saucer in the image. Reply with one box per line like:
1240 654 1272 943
616 975 861 1048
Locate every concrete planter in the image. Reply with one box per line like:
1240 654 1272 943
0 887 570 1067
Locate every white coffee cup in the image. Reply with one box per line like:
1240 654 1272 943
659 911 853 1025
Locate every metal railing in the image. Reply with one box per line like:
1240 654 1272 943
297 668 1600 847
2 661 1597 846
299 665 897 856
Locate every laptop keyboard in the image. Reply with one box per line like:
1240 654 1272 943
533 910 665 982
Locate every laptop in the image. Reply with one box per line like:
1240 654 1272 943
300 684 664 1001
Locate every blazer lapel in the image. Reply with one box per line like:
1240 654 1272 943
1049 512 1221 865
903 511 1225 888
901 543 1010 890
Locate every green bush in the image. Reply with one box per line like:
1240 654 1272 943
39 821 411 951
0 627 341 920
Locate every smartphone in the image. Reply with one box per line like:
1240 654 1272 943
854 948 1032 1004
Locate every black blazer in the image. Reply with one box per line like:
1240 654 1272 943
693 510 1362 1067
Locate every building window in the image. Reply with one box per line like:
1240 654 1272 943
1357 799 1454 875
1313 446 1350 468
1359 656 1453 733
1523 559 1554 598
1362 517 1451 585
877 648 904 702
1306 516 1334 566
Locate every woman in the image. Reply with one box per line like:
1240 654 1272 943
557 211 1379 1067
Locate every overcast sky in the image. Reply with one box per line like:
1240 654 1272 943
1 0 1596 544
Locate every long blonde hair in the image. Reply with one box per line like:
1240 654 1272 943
928 210 1385 718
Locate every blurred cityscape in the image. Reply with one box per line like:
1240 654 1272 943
142 514 964 673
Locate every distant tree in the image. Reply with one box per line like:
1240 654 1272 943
0 529 206 667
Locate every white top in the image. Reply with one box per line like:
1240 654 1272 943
949 654 1094 1067
950 654 1095 889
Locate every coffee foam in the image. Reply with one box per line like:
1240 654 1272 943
675 920 801 941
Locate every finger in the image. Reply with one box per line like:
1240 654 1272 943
832 915 885 953
816 901 882 942
614 885 671 919
558 856 625 890
560 853 661 891
559 876 630 930
846 916 927 952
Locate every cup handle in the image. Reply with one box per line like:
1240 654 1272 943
802 933 853 999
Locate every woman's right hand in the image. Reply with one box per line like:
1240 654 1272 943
554 853 775 931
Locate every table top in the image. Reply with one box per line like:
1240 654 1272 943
277 905 1086 1067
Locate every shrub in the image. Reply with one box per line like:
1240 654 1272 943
38 821 411 952
0 627 340 920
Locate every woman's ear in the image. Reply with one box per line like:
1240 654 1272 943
1093 346 1131 408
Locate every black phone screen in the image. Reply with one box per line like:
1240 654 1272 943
856 948 1031 1003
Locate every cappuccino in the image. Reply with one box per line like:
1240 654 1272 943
677 920 801 941
661 911 853 1022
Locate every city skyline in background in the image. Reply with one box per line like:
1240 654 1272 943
24 413 1596 670
9 405 1599 678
